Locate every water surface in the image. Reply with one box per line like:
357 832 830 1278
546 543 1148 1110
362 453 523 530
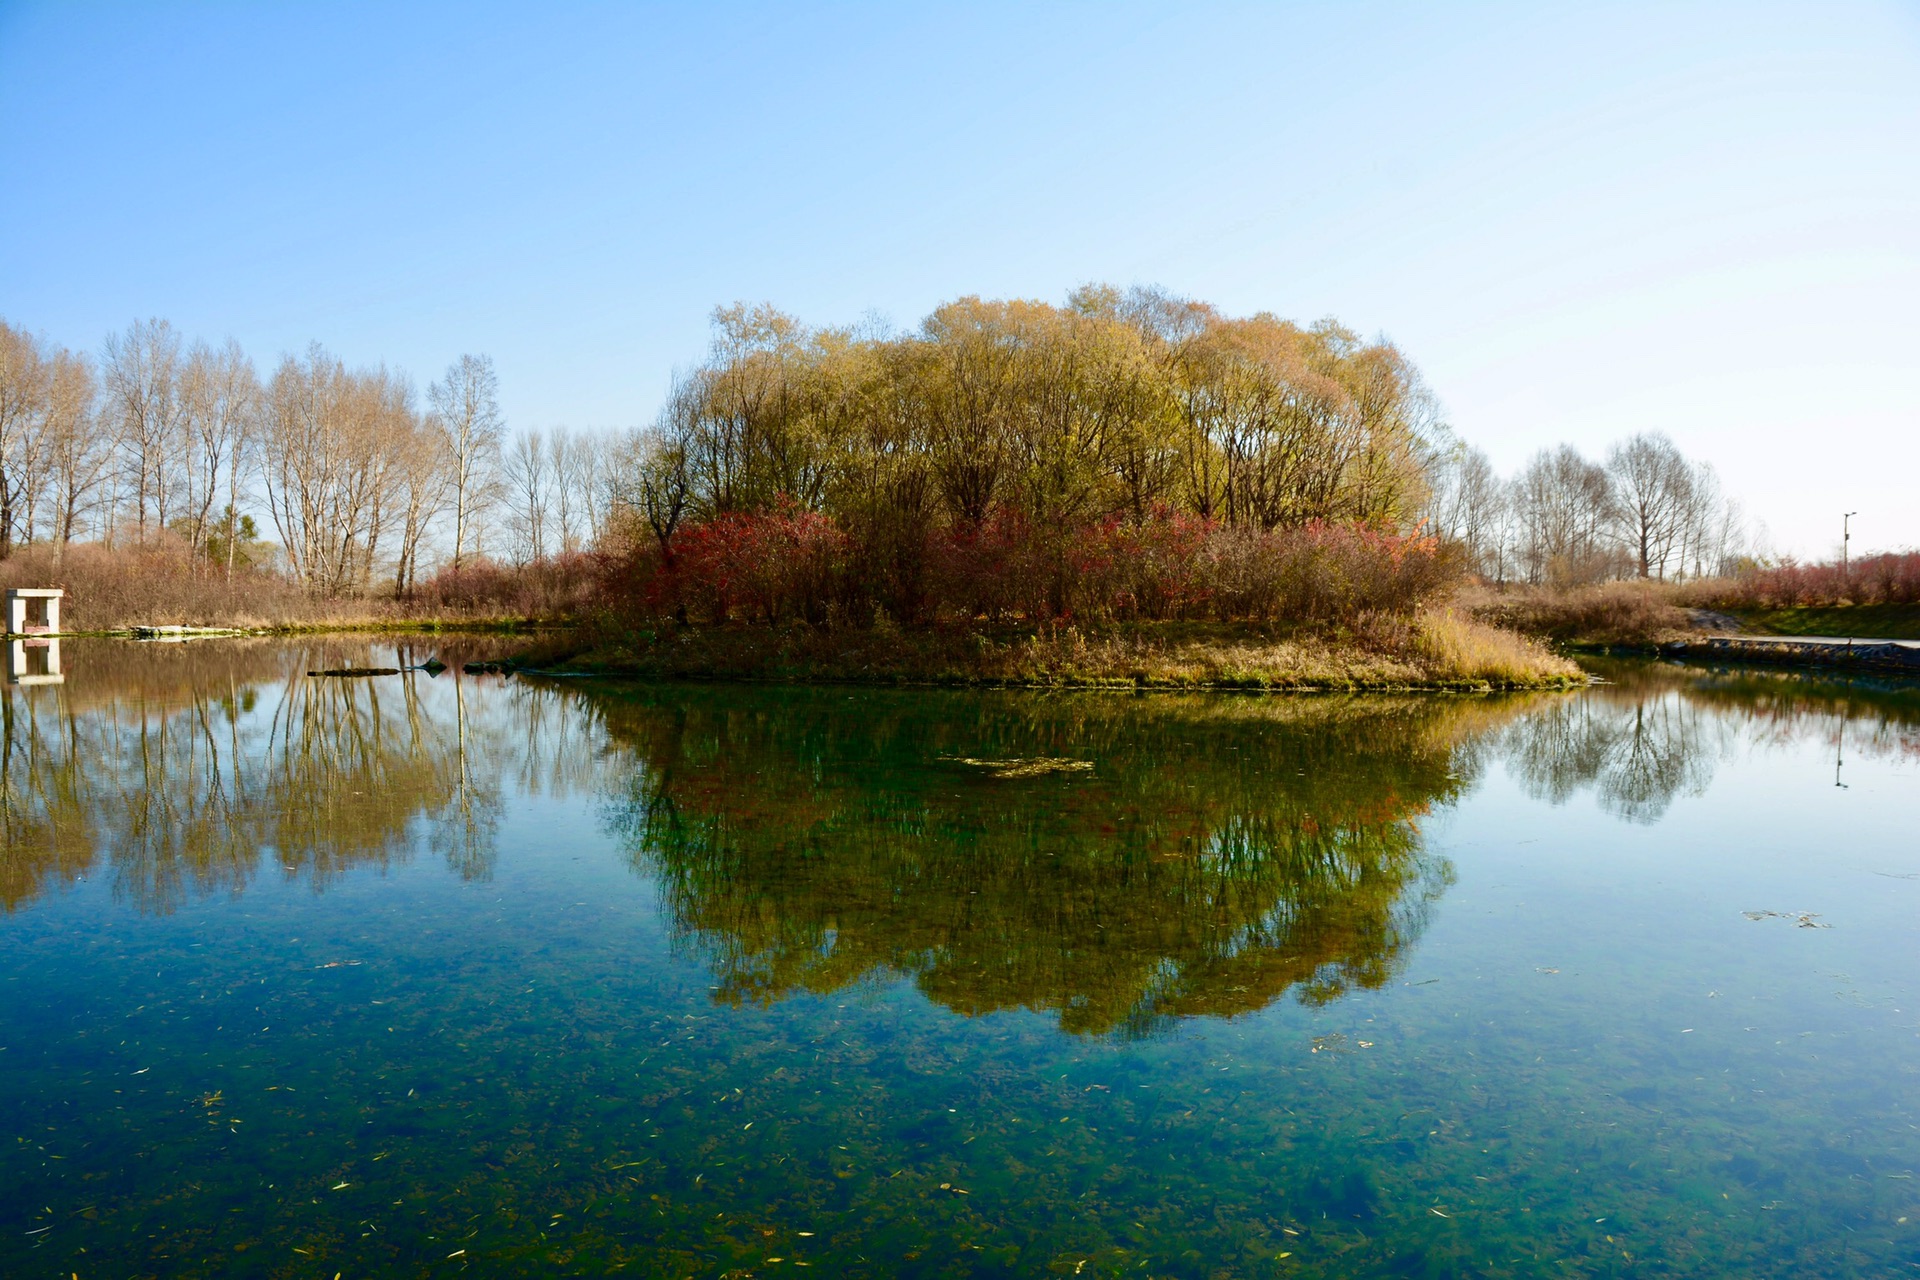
2 641 1916 1277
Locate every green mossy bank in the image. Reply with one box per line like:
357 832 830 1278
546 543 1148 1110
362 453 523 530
1729 604 1920 641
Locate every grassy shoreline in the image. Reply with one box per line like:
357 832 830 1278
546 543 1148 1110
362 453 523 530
510 614 1583 692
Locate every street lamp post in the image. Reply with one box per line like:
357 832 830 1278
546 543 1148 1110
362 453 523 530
1843 512 1857 579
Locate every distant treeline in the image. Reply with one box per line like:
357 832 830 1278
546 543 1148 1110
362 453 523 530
1427 433 1749 588
0 319 625 596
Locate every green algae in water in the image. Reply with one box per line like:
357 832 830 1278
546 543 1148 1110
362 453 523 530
1 641 1917 1276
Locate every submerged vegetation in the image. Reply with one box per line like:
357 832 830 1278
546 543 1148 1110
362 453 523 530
5 645 1920 1276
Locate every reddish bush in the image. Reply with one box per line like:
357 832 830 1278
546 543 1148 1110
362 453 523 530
926 513 1060 622
600 504 1463 630
625 501 849 625
1205 520 1459 623
1070 509 1216 620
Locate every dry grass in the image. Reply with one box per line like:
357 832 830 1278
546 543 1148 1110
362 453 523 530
550 615 1580 691
1468 580 1698 647
1413 608 1581 684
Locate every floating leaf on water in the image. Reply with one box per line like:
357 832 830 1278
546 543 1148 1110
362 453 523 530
939 756 1093 779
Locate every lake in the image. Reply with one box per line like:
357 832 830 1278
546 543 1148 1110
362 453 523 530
1 640 1915 1278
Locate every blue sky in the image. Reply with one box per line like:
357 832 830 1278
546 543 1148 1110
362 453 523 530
3 1 1916 556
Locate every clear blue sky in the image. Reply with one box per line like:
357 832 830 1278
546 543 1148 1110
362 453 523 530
3 1 1915 556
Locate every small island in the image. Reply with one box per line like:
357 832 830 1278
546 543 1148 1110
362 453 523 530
520 292 1580 689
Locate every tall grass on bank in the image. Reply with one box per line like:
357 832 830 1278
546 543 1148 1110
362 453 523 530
1412 608 1577 685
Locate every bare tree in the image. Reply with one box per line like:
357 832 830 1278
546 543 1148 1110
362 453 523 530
1511 446 1616 586
618 424 691 563
1606 431 1694 580
503 427 550 563
1674 461 1744 579
392 412 450 597
1425 438 1506 579
0 320 51 554
427 354 504 569
101 318 186 543
547 427 596 553
179 339 261 571
260 346 410 594
42 348 106 554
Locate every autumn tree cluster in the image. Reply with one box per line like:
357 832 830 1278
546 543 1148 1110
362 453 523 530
616 287 1457 625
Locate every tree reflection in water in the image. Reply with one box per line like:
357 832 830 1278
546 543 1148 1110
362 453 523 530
1494 658 1920 823
0 639 515 912
595 688 1540 1036
8 644 1913 1035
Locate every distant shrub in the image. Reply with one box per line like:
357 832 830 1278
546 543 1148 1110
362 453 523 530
633 503 849 625
1696 552 1920 609
410 552 600 617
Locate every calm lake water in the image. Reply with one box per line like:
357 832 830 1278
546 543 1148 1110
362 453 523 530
1 640 1916 1278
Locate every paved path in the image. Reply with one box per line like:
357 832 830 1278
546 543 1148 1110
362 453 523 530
1710 634 1920 650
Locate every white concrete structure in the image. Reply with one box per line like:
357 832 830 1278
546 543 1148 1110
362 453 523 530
5 587 63 635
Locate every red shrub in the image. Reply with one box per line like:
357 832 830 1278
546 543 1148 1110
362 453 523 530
1204 521 1459 623
636 501 849 625
1070 509 1216 620
926 513 1059 622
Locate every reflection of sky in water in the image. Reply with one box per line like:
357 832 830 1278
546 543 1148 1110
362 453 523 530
0 642 1916 1277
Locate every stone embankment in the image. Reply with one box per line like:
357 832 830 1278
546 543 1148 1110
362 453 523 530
1661 635 1920 675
